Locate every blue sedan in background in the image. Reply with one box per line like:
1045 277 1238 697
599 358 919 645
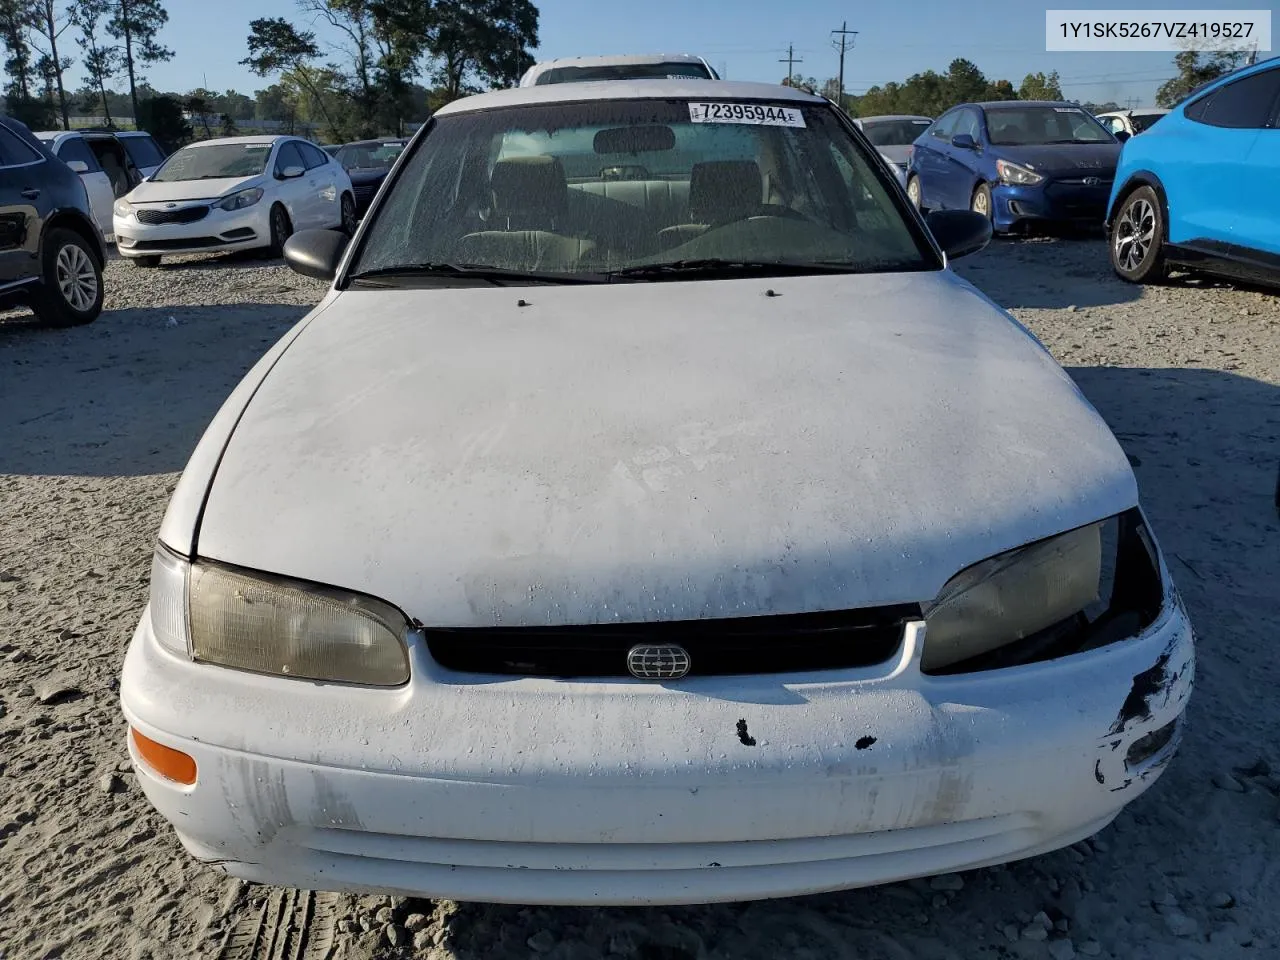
906 101 1123 234
1107 57 1280 287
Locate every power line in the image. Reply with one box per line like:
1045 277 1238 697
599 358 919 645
779 43 803 80
831 22 858 103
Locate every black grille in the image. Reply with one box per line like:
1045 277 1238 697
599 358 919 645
136 205 209 225
131 236 224 250
353 184 378 210
1044 182 1110 218
426 605 917 678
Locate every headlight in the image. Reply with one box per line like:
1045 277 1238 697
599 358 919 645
216 187 264 211
113 198 134 217
147 545 410 686
921 511 1165 674
995 159 1043 186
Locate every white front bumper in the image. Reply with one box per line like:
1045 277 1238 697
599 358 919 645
113 202 272 257
120 601 1193 905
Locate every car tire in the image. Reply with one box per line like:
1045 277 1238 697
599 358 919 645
29 228 104 327
340 193 357 236
1110 186 1166 284
266 204 292 259
132 255 162 269
971 183 993 222
906 175 923 211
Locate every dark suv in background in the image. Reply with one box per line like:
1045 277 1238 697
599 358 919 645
0 115 106 326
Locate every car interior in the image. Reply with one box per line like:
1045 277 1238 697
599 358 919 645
84 136 140 198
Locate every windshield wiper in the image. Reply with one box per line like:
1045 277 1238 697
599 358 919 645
605 258 887 282
346 262 606 287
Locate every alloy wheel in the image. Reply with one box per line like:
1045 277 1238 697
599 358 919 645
1114 197 1155 272
56 244 98 312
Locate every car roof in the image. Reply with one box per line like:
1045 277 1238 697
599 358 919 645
856 114 932 122
1095 108 1169 117
436 79 823 117
531 53 708 69
975 100 1085 110
183 135 287 147
340 138 408 148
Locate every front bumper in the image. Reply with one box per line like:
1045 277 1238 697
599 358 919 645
992 180 1113 232
114 202 271 257
120 592 1193 905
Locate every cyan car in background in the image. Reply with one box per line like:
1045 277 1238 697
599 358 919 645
1107 57 1280 288
906 101 1122 234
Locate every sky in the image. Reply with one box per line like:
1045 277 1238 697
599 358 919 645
62 0 1265 109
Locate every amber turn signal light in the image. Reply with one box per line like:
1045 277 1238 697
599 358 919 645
130 728 197 785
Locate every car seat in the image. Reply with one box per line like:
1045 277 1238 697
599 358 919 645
657 160 763 249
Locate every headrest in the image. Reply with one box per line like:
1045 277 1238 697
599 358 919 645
688 160 763 224
490 156 568 219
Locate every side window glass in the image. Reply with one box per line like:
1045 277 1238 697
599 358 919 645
1193 68 1280 128
930 112 958 139
955 110 981 140
0 126 43 166
301 142 328 169
275 142 304 175
58 138 101 171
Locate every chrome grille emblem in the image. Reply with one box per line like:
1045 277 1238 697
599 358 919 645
626 644 691 680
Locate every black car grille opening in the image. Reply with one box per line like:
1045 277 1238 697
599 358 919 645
131 236 225 250
925 509 1165 676
136 205 210 225
426 605 918 678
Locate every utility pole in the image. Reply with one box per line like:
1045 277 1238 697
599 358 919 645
1246 40 1258 65
831 21 858 106
1125 96 1140 110
779 43 803 85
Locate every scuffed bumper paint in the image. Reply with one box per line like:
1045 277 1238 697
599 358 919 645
120 597 1193 905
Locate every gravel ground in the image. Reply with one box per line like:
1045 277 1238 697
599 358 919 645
1 242 1278 960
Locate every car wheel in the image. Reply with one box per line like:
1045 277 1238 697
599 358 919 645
971 183 993 221
340 193 357 236
266 204 292 258
906 175 923 210
1110 186 1166 284
30 228 104 327
132 255 161 269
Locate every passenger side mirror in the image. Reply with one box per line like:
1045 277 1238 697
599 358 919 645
279 165 306 180
66 159 89 173
283 229 349 283
950 133 977 150
926 209 992 260
1114 130 1131 143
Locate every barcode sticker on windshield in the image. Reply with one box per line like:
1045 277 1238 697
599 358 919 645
689 102 806 127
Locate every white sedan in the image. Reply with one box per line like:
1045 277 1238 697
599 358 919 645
112 135 355 267
121 80 1193 906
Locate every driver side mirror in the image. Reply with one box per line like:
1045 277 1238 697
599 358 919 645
66 159 89 173
950 133 977 150
926 209 992 260
283 229 349 283
278 165 305 180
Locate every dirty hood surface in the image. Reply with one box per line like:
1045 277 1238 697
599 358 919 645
196 271 1137 626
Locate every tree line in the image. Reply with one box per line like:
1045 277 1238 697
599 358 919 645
1 0 538 147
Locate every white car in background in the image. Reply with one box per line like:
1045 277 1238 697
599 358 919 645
519 53 719 86
1095 108 1170 138
34 129 141 238
122 80 1193 906
112 135 356 267
852 115 933 187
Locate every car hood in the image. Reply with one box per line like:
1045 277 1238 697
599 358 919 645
196 271 1137 627
994 143 1121 178
877 145 913 165
128 175 262 203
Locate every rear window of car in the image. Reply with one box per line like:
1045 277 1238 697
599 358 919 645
121 135 166 168
535 62 715 84
860 119 932 146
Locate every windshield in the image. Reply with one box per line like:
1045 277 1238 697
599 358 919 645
1130 113 1165 133
986 106 1114 145
350 98 930 283
151 143 271 181
860 119 932 146
337 141 407 169
536 62 715 84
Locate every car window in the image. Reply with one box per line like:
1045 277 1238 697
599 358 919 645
152 143 272 181
953 109 981 141
929 112 959 139
0 124 43 166
55 137 101 171
274 141 306 175
299 141 330 169
985 106 1113 145
121 135 166 168
337 141 406 169
535 62 714 84
351 98 933 281
1191 67 1280 129
1101 116 1124 134
860 118 932 146
1129 113 1165 133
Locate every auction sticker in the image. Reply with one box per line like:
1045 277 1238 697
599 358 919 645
689 102 806 127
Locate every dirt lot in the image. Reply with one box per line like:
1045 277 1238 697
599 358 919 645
1 242 1278 960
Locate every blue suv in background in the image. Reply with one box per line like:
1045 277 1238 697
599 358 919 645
1108 58 1280 287
906 101 1122 234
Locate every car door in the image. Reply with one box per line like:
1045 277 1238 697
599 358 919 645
1165 66 1280 249
939 107 984 209
1237 67 1280 256
272 141 313 228
55 137 114 237
916 111 959 208
0 123 49 286
299 141 341 228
